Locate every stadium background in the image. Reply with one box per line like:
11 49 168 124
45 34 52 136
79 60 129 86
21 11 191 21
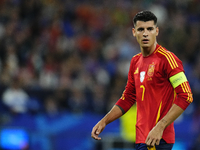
0 0 199 150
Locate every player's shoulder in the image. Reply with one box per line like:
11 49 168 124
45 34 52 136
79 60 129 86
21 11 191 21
132 52 142 60
155 45 182 69
129 53 142 67
154 45 178 59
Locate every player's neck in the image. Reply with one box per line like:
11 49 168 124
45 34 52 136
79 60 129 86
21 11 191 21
141 42 157 57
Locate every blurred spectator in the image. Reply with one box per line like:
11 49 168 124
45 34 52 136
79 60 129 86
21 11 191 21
189 104 200 150
39 53 59 89
44 96 59 117
2 77 29 115
0 0 199 122
54 88 69 112
68 88 88 113
91 85 107 114
0 1 199 150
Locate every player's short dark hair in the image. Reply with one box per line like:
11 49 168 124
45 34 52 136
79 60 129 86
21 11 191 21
133 10 157 27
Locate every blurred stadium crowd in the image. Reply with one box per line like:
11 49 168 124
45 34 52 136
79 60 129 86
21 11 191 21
0 0 200 149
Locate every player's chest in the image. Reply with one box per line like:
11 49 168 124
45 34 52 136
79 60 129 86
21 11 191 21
133 58 164 86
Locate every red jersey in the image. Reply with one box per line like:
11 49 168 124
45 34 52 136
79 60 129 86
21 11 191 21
116 44 193 144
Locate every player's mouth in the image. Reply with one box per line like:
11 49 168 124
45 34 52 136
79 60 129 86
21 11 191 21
142 39 149 44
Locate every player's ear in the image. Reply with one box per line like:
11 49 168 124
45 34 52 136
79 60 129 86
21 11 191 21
156 27 159 36
132 28 136 37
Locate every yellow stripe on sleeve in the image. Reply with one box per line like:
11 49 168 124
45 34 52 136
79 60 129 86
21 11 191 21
154 46 161 54
187 93 190 102
181 83 186 93
169 72 188 88
157 47 179 69
160 47 178 68
182 82 189 92
184 82 190 92
168 52 178 67
188 93 193 103
157 50 174 69
183 82 193 103
159 49 176 69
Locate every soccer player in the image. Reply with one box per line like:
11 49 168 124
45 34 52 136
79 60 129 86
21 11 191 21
91 10 193 150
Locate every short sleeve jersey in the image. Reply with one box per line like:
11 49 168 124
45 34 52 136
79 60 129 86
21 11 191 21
116 44 191 144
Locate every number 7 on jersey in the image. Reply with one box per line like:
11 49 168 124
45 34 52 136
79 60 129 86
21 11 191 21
140 85 145 101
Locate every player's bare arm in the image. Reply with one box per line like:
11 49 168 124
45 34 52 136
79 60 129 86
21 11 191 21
145 104 184 147
146 71 192 147
91 105 123 140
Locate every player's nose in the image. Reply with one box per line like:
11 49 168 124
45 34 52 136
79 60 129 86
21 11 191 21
143 29 148 37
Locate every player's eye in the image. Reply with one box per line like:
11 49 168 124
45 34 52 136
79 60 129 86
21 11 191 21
147 27 154 31
137 28 144 31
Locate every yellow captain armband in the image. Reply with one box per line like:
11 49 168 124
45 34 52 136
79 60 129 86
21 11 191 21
169 72 188 88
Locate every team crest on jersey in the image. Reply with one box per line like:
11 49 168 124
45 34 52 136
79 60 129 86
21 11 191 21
140 71 145 83
147 62 155 77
